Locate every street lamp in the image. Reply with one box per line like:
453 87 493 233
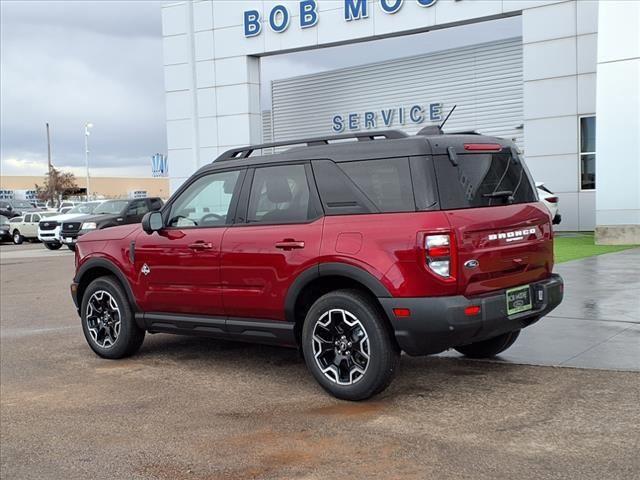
84 122 93 199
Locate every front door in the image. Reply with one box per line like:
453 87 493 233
221 163 323 321
135 169 244 316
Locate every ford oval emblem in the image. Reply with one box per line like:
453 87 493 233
464 259 479 269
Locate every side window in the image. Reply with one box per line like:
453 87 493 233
338 158 415 213
247 164 312 224
168 170 241 227
312 160 374 215
23 214 31 223
32 214 40 222
149 198 163 211
126 200 148 216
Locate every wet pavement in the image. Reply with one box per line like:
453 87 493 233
440 248 640 371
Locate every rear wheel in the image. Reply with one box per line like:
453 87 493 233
302 289 400 401
81 276 145 359
12 230 23 245
454 330 520 359
44 242 62 250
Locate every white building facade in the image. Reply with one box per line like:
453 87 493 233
161 0 640 243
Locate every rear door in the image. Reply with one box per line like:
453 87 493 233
220 163 323 321
432 147 553 296
26 214 40 237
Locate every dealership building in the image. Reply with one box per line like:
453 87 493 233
161 0 639 243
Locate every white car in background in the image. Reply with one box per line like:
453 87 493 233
38 201 103 250
536 182 561 225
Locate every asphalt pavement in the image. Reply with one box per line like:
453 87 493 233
1 242 639 479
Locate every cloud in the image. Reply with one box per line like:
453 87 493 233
0 0 166 177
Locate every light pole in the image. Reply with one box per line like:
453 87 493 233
84 122 93 199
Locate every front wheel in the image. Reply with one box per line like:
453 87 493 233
81 276 145 359
12 230 23 245
302 289 400 401
44 242 62 250
454 330 521 359
67 244 76 251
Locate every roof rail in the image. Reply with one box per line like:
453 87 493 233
215 130 408 162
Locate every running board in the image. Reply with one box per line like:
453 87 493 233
138 312 297 347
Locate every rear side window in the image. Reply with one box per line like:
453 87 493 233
433 153 537 210
312 158 415 215
338 158 415 213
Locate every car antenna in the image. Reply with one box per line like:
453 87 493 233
439 104 457 131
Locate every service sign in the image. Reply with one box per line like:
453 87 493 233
244 0 454 38
332 103 443 132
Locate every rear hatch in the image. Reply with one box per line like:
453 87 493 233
432 143 553 296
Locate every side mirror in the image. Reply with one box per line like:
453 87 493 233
142 211 163 234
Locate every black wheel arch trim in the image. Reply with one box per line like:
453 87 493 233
284 262 392 323
74 258 141 322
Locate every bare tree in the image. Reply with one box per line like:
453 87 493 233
35 167 79 207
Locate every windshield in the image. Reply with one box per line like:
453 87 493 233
0 215 8 226
434 152 537 210
10 200 32 209
93 200 128 215
68 202 101 214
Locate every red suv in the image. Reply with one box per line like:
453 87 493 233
71 129 563 400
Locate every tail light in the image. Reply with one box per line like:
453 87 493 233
546 196 558 204
463 143 502 152
424 233 456 281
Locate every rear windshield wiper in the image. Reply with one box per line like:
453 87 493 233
483 190 514 202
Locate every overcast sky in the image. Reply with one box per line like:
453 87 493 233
1 1 520 178
1 0 165 178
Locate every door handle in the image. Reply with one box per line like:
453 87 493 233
188 241 213 251
275 240 305 250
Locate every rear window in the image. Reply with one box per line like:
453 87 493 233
433 153 537 210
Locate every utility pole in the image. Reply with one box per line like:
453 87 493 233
84 122 93 200
46 123 54 205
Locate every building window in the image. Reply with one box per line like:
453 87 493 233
580 116 596 190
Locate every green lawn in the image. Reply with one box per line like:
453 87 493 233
554 232 638 263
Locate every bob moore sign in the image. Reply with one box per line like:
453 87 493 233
244 0 458 37
332 103 443 132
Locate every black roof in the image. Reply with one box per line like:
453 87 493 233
200 129 513 174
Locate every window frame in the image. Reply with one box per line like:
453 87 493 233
579 115 596 192
232 162 323 227
161 167 247 230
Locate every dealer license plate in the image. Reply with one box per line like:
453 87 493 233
506 285 532 316
65 237 74 243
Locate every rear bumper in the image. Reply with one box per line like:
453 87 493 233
379 274 564 356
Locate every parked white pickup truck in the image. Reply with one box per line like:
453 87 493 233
38 201 103 250
9 212 59 245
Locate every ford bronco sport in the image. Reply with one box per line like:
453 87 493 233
71 128 563 400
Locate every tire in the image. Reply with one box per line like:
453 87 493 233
12 230 23 245
67 244 76 252
80 276 145 359
454 330 521 359
302 289 400 401
44 242 62 250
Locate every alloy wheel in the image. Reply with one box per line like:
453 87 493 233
85 290 121 348
312 308 370 385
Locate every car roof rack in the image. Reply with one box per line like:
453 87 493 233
215 130 408 162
